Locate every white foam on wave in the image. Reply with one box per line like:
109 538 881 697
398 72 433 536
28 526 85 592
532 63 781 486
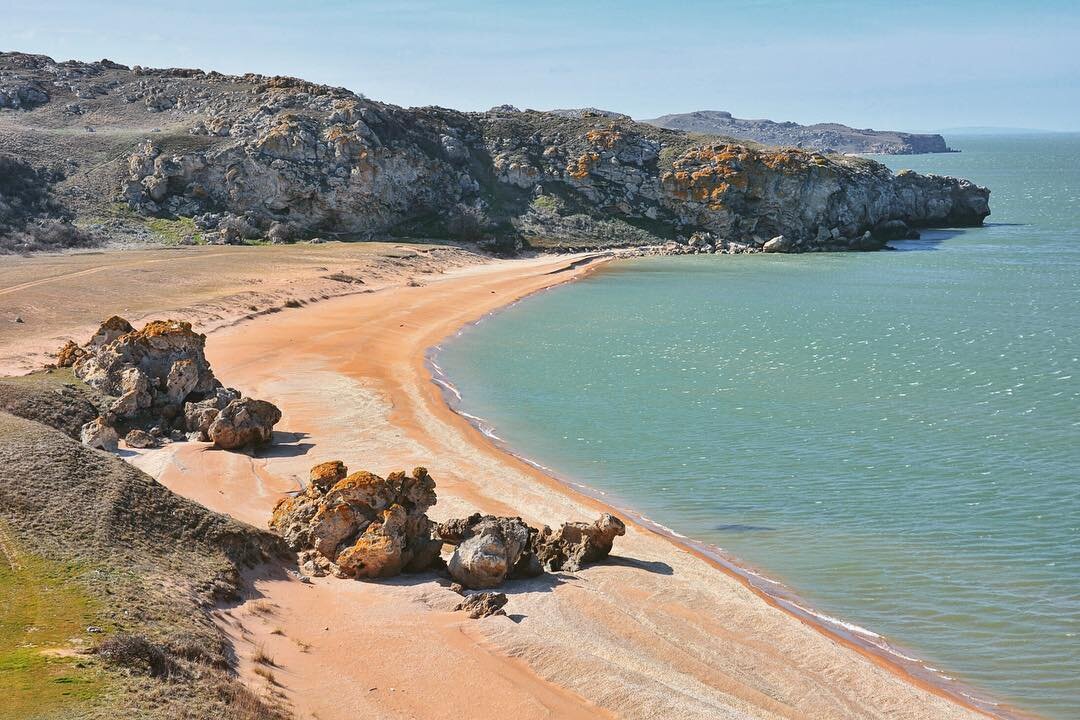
431 376 462 401
785 600 883 639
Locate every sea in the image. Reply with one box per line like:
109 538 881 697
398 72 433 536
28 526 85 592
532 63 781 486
436 134 1080 719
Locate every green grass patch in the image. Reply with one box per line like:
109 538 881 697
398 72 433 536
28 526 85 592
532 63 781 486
0 528 109 720
145 216 204 245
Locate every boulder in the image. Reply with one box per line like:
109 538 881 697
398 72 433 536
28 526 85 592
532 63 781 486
207 398 281 449
86 315 133 349
269 463 442 579
439 514 538 589
56 340 85 368
532 513 626 572
124 428 156 449
762 234 794 253
81 417 118 451
455 591 508 619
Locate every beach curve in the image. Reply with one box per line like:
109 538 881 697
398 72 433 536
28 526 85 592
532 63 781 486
126 251 1015 720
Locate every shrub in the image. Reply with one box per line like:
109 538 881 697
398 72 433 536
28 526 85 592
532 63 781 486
96 633 174 678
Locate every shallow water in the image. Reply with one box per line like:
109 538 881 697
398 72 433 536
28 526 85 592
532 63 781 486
438 135 1080 718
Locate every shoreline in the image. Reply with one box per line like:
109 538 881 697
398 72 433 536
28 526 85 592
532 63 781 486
15 247 1030 719
422 257 1026 720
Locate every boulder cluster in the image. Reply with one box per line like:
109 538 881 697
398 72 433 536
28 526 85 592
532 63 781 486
58 316 281 452
270 461 625 592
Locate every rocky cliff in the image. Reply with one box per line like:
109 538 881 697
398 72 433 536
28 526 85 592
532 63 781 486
645 110 955 155
0 52 988 253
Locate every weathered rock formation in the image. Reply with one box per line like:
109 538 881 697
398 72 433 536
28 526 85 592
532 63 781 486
436 512 625 588
532 514 626 572
1 51 989 254
440 515 540 589
454 591 509 619
268 462 627 590
645 110 955 155
59 316 280 451
269 463 442 578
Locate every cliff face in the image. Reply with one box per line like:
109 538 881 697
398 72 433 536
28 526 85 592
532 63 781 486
0 52 989 252
645 110 954 155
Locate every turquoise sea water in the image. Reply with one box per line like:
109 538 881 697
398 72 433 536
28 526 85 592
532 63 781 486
438 135 1080 718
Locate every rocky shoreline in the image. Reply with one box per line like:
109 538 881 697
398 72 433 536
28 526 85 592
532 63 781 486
1 52 989 255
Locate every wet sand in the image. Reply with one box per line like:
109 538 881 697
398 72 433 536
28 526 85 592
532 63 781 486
126 252 996 719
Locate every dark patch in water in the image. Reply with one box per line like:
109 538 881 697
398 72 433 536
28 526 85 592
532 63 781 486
714 523 775 533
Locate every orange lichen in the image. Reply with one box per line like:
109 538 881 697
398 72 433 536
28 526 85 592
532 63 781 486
568 151 601 180
585 129 623 149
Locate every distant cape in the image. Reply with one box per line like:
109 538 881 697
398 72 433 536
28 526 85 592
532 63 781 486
643 110 954 155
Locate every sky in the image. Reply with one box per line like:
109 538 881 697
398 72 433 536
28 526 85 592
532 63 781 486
3 0 1079 132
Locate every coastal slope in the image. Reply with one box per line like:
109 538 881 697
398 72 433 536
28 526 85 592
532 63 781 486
645 110 955 155
2 52 986 253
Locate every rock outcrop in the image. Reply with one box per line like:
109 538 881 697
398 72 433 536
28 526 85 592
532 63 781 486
1 52 989 254
645 110 955 155
61 316 280 451
269 463 442 578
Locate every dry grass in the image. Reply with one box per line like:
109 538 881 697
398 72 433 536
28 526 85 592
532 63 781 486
247 599 276 617
252 644 276 667
253 666 280 687
270 627 285 636
291 638 311 653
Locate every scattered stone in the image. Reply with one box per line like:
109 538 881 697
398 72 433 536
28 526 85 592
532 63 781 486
762 235 794 253
14 316 24 324
454 592 508 619
81 417 118 451
124 428 156 449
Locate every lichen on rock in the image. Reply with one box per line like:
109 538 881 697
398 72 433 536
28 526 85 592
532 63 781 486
269 463 442 579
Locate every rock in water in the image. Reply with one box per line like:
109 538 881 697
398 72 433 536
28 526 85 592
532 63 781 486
533 513 626 572
269 463 442 579
81 417 118 451
455 592 508 619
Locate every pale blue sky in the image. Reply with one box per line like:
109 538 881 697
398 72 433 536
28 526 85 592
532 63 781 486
4 0 1078 131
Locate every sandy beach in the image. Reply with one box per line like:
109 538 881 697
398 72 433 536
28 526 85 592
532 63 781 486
98 249 996 720
0 243 1006 719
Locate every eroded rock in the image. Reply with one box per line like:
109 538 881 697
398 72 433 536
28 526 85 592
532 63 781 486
269 463 442 579
207 397 281 449
532 513 626 572
63 316 278 451
439 514 537 589
455 591 508 619
81 417 118 451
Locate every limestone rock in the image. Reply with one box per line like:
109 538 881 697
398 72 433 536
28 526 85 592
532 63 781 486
439 514 537 589
532 513 626 572
87 316 133 349
81 417 118 451
269 463 441 579
56 340 85 368
207 398 281 449
124 428 156 448
455 591 508 619
762 235 793 253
